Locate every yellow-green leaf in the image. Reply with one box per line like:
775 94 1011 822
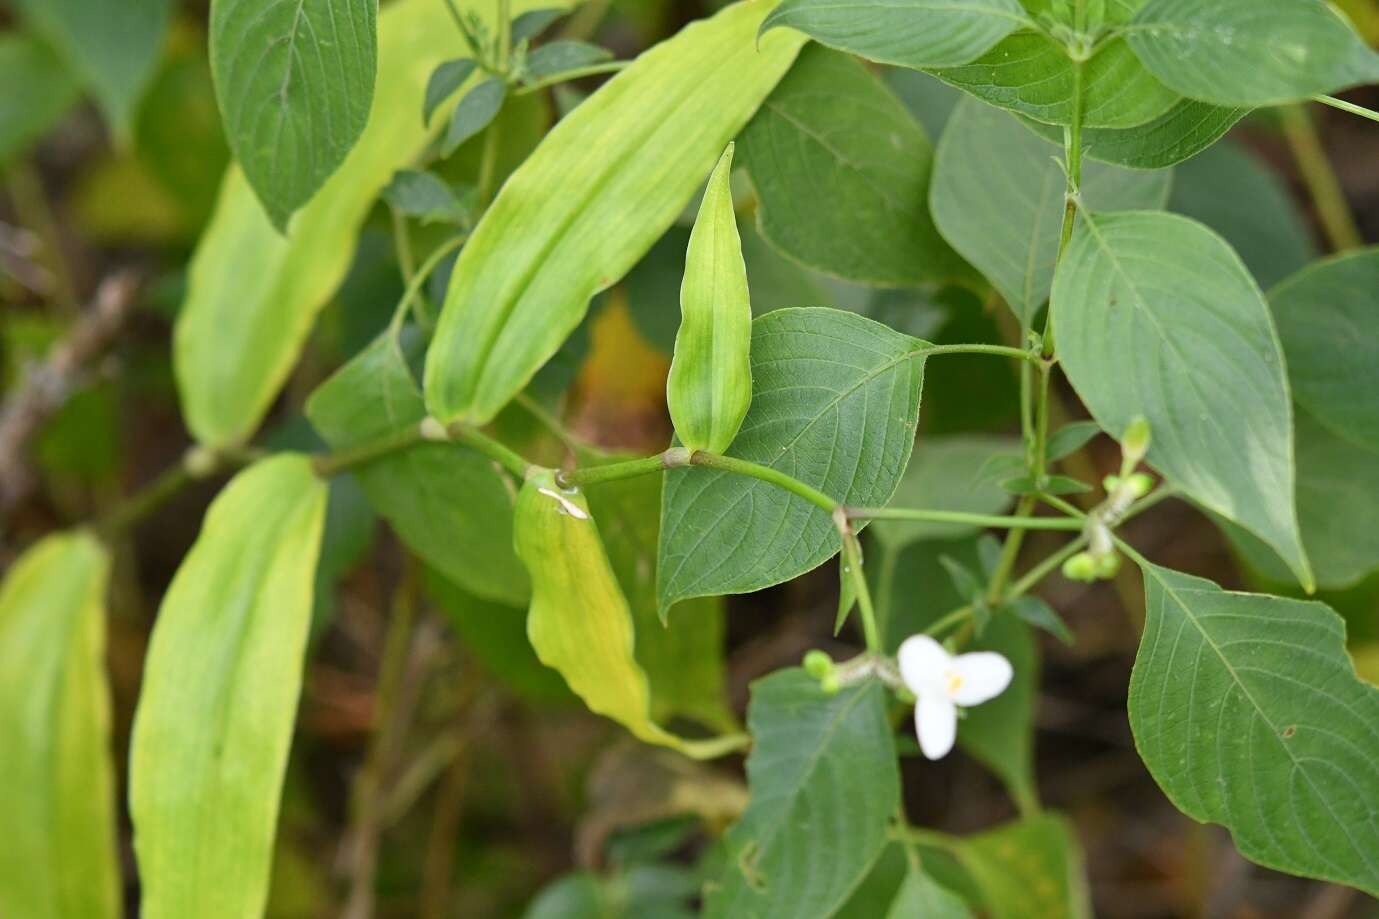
423 0 805 425
0 532 121 919
667 143 752 454
174 0 566 448
513 468 744 758
129 455 327 918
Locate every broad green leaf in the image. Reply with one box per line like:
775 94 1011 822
738 44 968 286
658 308 927 614
444 78 506 155
760 0 1031 69
887 865 973 919
12 0 171 136
525 40 613 79
1125 0 1379 107
424 58 477 123
667 144 753 455
175 0 562 448
423 0 805 426
953 814 1091 919
1169 139 1316 290
0 533 120 919
514 469 742 758
305 330 528 605
932 33 1178 129
704 669 899 918
210 0 377 229
1130 563 1379 896
381 169 473 226
871 434 1019 550
1051 210 1310 588
0 33 80 167
1270 249 1379 451
930 98 1171 325
1021 99 1247 170
130 455 328 919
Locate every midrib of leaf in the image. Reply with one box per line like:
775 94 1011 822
776 0 1034 28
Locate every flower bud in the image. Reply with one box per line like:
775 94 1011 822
1125 473 1154 499
1062 552 1099 583
803 650 834 680
820 672 841 695
1095 552 1122 579
1122 416 1151 466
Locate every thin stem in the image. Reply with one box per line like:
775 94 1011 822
390 206 417 282
691 451 839 513
1031 361 1053 482
513 392 581 456
476 122 502 207
447 423 532 479
840 529 883 653
1280 103 1363 252
922 342 1040 364
846 507 1083 531
924 605 972 638
497 0 512 64
557 450 684 489
95 464 194 536
888 823 954 851
315 425 426 478
984 496 1036 603
1315 94 1379 126
514 61 629 95
388 234 466 337
871 542 900 646
1005 535 1088 601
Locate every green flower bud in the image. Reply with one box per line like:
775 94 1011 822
1122 416 1152 465
1125 473 1154 499
820 672 841 695
1062 552 1099 583
803 650 834 680
1103 474 1121 494
1095 552 1122 579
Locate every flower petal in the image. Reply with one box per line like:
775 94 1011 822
898 634 951 694
915 693 958 760
949 651 1013 707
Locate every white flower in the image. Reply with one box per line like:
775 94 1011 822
898 634 1013 761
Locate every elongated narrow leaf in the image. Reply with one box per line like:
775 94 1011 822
13 0 171 136
1125 0 1379 107
210 0 377 228
887 867 972 919
1051 210 1310 587
306 331 528 605
423 0 805 425
953 815 1091 919
1021 99 1248 170
175 0 563 448
658 308 927 615
667 144 753 454
932 33 1178 130
1130 563 1379 896
738 44 968 286
761 0 1030 69
424 58 477 123
0 33 80 167
444 78 506 155
705 669 899 919
931 98 1171 325
525 40 613 79
514 469 742 758
130 455 328 918
0 533 120 919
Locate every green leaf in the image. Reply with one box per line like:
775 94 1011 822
305 330 529 605
1125 0 1379 107
0 533 120 919
760 0 1031 69
382 169 473 226
705 669 899 918
514 469 742 758
1130 563 1379 896
525 40 613 79
953 814 1091 919
0 33 80 168
210 0 377 229
13 0 171 136
1168 139 1316 290
424 58 477 124
930 98 1171 325
1045 421 1100 462
1270 249 1379 451
658 308 927 614
511 8 565 44
667 144 753 455
444 77 506 155
129 455 328 918
738 44 969 286
423 0 805 425
1051 210 1310 588
871 435 1019 550
1008 595 1073 645
886 865 973 919
932 33 1179 130
1022 99 1248 170
175 0 552 448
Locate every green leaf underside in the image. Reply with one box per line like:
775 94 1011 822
305 331 528 605
0 533 120 919
211 0 378 229
1130 564 1379 896
423 0 805 425
705 670 899 918
932 32 1178 130
871 434 1019 549
177 0 547 448
931 98 1171 326
129 455 327 919
445 78 505 154
381 169 471 225
761 0 1030 70
1125 0 1379 107
525 40 613 79
1021 99 1248 170
886 867 973 919
423 57 476 123
738 44 968 287
658 308 927 614
954 814 1091 919
0 33 81 167
1052 210 1310 587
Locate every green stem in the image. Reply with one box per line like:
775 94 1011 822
922 342 1039 364
888 823 954 851
984 495 1036 604
447 423 532 479
840 529 883 653
515 61 630 95
871 542 900 645
846 507 1082 531
691 451 839 513
557 450 686 489
1315 94 1379 126
388 235 466 336
924 605 973 638
315 425 427 478
513 392 582 456
1280 103 1363 252
1005 535 1088 601
95 464 194 536
1031 361 1053 481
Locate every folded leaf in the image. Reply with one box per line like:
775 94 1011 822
1052 210 1310 588
514 469 742 758
1130 563 1379 896
0 533 120 919
667 144 753 455
423 0 805 425
129 455 327 918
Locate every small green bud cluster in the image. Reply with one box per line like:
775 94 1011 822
803 650 840 694
1062 550 1122 583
